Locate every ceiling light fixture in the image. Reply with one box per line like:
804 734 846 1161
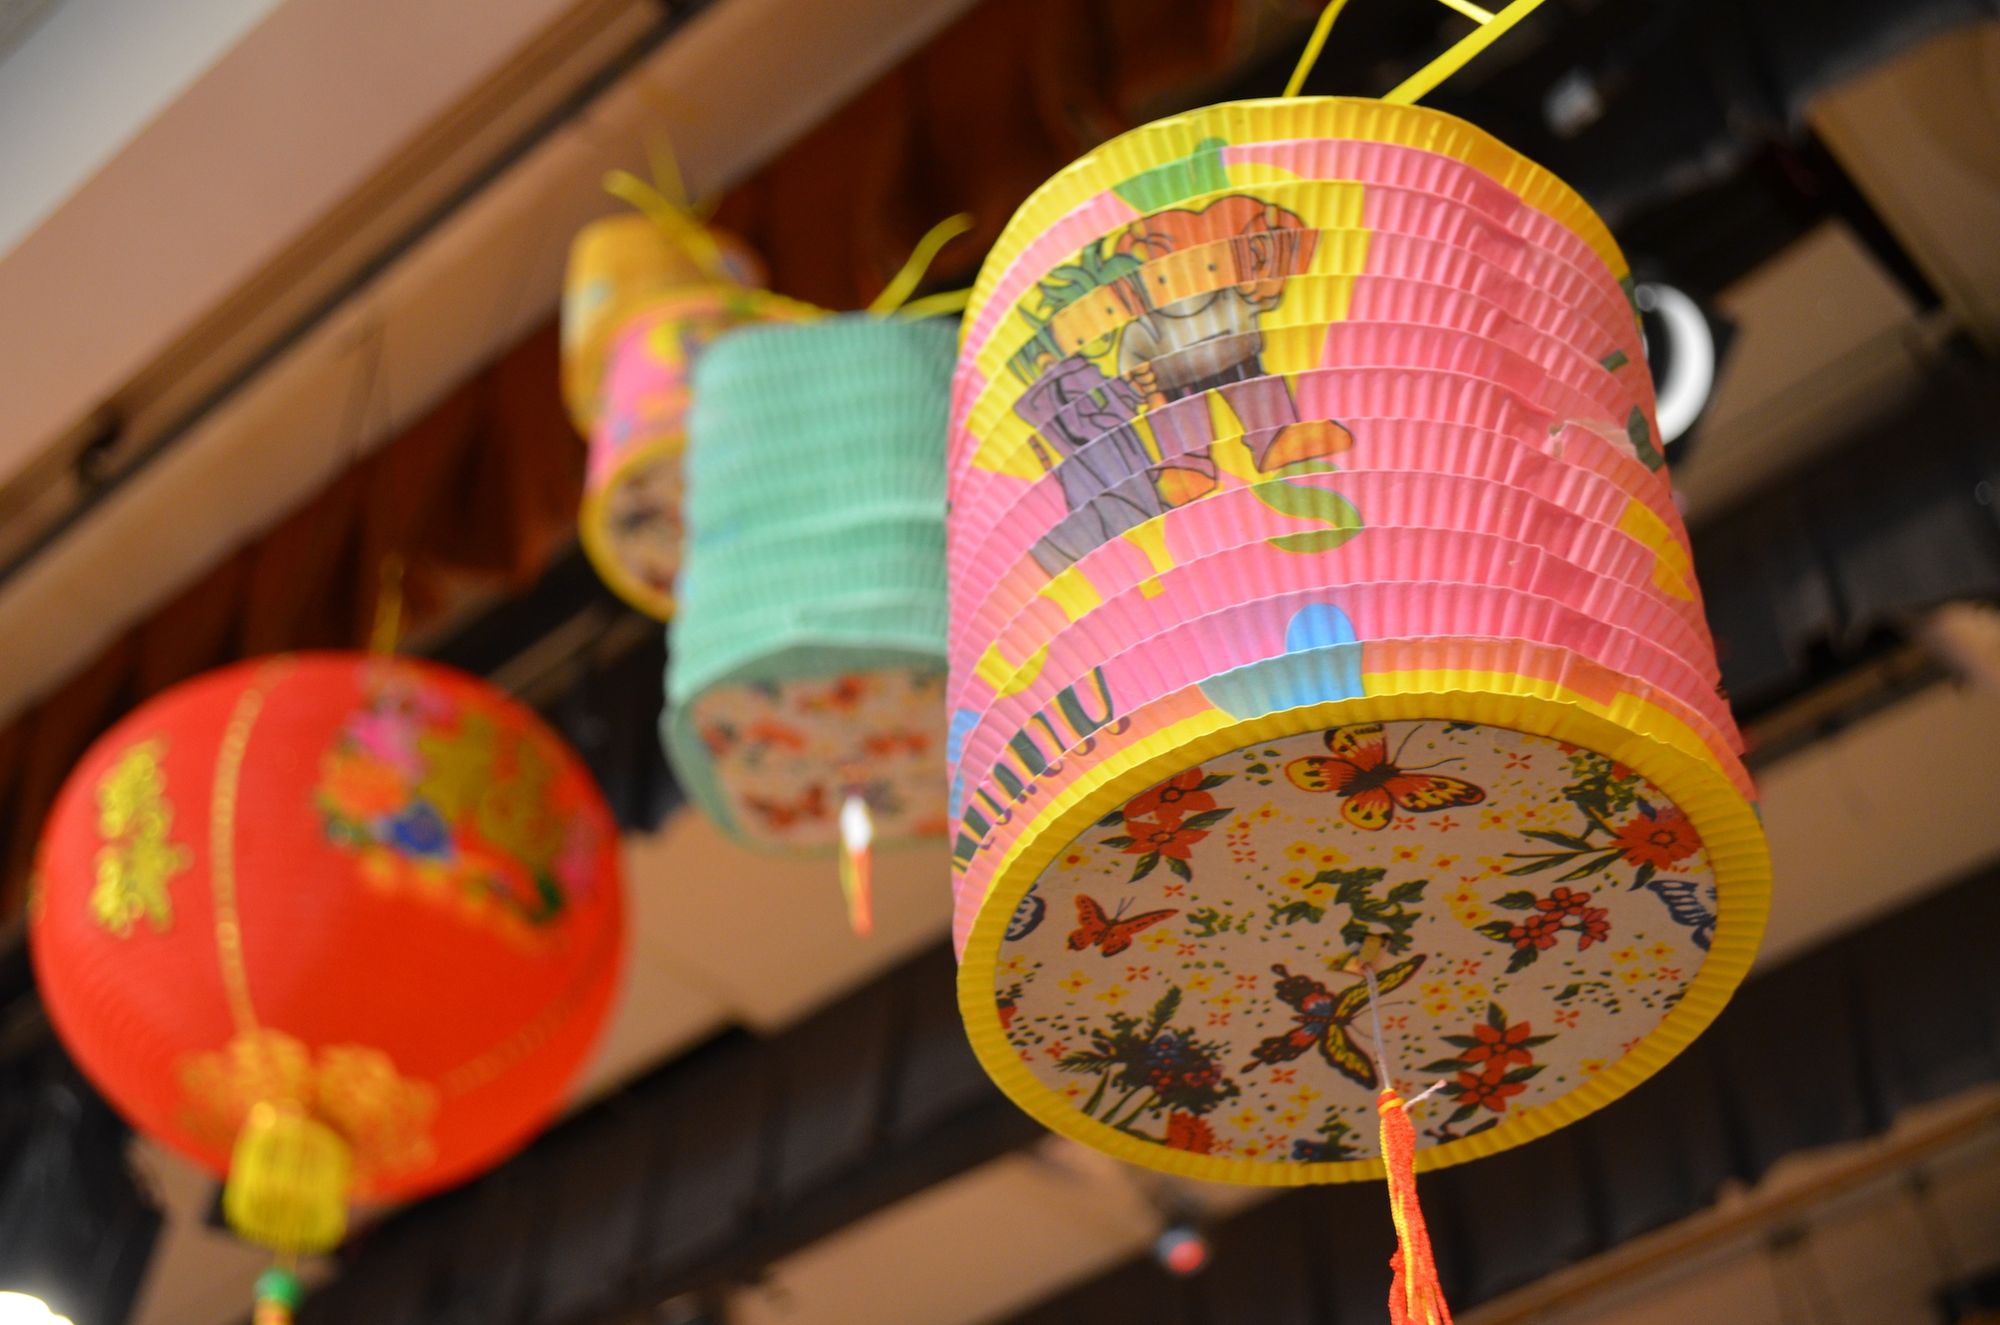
1636 282 1718 446
0 1292 73 1325
1154 1223 1212 1277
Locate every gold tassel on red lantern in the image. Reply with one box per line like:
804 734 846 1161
223 1101 352 1255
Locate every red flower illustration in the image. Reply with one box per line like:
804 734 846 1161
1120 816 1211 861
1577 906 1611 949
1454 1061 1529 1114
1124 770 1216 827
1611 808 1702 869
1504 912 1564 951
1462 1020 1537 1069
1164 1112 1217 1154
1536 886 1595 917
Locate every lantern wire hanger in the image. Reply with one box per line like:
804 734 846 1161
368 553 406 657
601 131 736 283
867 212 976 320
1283 0 1550 102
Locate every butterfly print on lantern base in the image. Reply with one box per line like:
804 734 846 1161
744 785 827 832
993 723 1718 1169
1069 893 1178 956
1241 955 1426 1089
1285 723 1486 831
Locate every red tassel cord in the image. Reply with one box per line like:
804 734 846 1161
1360 957 1454 1325
1378 1087 1453 1325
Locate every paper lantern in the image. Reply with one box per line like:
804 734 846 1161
30 654 624 1264
663 314 956 928
559 210 766 434
946 71 1768 1245
582 286 822 620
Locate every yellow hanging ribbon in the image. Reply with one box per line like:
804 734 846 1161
602 168 733 282
368 553 405 656
866 212 976 318
1283 0 1354 97
1284 0 1548 104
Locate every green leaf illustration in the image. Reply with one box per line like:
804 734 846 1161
1269 528 1364 555
1420 1058 1472 1074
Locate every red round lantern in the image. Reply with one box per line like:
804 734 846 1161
30 653 624 1250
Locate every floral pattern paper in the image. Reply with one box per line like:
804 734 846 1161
689 667 950 850
993 720 1714 1165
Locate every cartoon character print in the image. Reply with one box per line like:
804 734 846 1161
1010 194 1354 574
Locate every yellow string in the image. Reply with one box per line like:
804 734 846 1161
1284 0 1545 103
644 133 690 210
1386 0 1549 105
866 213 975 316
602 169 732 280
368 554 405 657
896 287 973 321
1432 0 1496 22
1283 0 1353 97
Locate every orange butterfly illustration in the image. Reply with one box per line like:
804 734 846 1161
863 730 931 758
1066 893 1178 956
744 720 808 752
1284 723 1485 831
800 675 869 713
744 785 828 830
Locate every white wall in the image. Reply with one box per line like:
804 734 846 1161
0 0 286 255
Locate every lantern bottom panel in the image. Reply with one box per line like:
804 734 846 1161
980 719 1720 1182
680 666 949 850
581 442 684 622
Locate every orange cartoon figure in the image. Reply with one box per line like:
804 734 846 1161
1007 192 1352 575
1109 195 1351 500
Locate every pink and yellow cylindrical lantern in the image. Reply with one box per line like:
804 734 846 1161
945 80 1768 1215
581 286 821 620
560 168 823 621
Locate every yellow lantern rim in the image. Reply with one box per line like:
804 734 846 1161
955 681 1768 1187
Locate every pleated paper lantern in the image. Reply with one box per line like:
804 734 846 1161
30 655 623 1282
946 12 1769 1305
582 285 823 620
664 313 957 930
559 209 766 434
561 166 824 621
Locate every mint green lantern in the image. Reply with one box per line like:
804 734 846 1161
663 315 954 927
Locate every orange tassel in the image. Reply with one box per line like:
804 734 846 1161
1378 1088 1453 1325
838 792 875 937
